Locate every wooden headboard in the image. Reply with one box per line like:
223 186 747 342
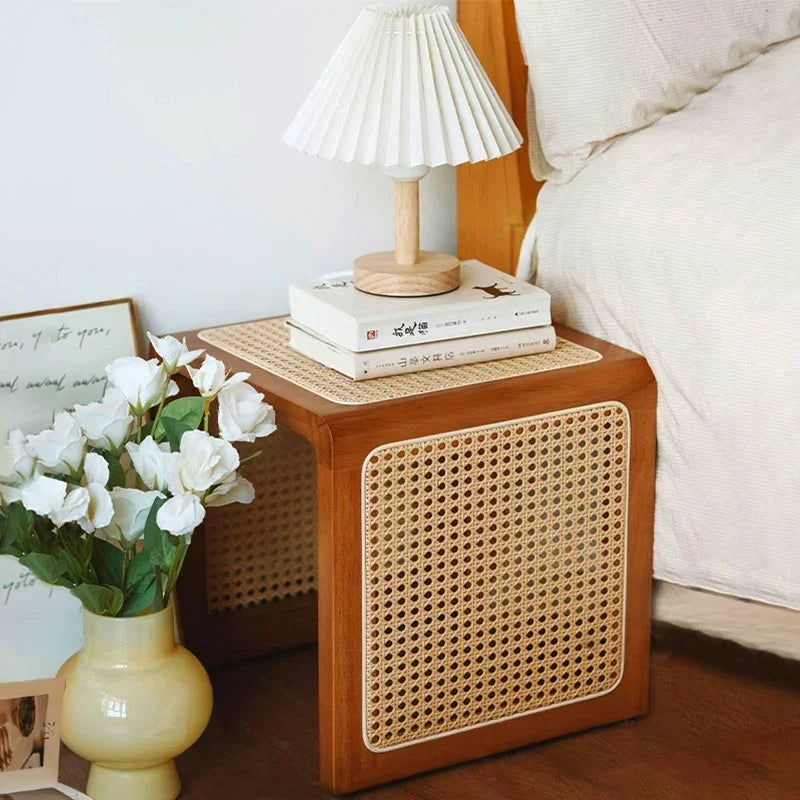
457 0 543 274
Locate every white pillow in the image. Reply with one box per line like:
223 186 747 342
515 0 800 183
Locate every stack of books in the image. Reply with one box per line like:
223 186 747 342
287 260 554 381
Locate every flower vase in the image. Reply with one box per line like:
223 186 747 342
58 604 212 800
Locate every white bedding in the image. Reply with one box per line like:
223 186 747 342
525 37 800 610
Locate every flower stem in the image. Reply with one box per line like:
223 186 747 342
149 380 172 440
121 546 130 589
238 450 262 468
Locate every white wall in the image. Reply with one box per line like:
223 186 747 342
0 0 457 337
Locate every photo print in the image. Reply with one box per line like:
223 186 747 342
0 680 62 794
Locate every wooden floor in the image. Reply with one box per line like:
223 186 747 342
60 630 800 799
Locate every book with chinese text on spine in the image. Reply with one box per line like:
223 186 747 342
288 260 551 352
286 321 557 380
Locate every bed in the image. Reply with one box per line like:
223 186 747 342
457 0 800 658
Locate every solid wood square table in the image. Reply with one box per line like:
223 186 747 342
170 317 656 794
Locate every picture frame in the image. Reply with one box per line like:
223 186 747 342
0 298 140 441
0 678 63 793
0 298 141 682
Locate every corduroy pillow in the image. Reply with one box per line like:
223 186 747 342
514 0 800 183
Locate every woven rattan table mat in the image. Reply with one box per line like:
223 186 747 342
198 317 601 405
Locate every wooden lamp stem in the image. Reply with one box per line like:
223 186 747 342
394 180 420 266
353 166 460 297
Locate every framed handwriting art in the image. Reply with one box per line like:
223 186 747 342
0 299 139 682
0 299 139 440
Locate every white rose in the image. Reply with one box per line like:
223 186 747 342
126 436 174 492
50 486 91 527
81 482 114 533
217 383 277 443
18 474 68 516
187 355 249 400
0 430 36 482
0 484 21 505
77 453 113 532
147 333 204 375
105 356 178 416
157 492 206 537
71 388 134 452
106 487 165 544
26 412 87 475
0 480 16 503
205 474 255 507
167 430 239 495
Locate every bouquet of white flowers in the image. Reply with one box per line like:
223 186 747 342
0 334 275 617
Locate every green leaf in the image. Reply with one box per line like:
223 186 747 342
142 497 174 570
150 397 205 443
31 514 57 554
161 416 192 451
119 550 158 617
120 575 156 617
3 503 33 551
139 420 156 441
71 583 125 617
161 397 205 430
92 538 124 588
59 546 87 585
125 550 153 590
103 454 127 489
0 509 22 556
151 566 165 612
145 526 174 571
19 552 68 585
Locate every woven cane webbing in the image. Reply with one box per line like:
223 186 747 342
205 424 317 612
362 403 630 751
198 317 601 405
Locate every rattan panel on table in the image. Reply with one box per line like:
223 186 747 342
170 317 656 794
204 425 317 612
362 403 629 751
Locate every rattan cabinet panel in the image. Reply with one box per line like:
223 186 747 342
362 404 629 750
204 425 317 612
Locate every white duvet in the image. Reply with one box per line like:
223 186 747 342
526 37 800 609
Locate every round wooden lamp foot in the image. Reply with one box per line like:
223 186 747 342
353 251 461 297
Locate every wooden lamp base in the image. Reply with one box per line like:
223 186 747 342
353 250 460 297
353 173 460 297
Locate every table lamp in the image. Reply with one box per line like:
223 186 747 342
284 2 522 297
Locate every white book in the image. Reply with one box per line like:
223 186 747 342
288 260 550 352
286 320 556 381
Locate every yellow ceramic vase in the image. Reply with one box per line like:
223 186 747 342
58 604 213 800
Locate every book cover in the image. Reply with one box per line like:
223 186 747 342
286 320 556 381
288 260 550 352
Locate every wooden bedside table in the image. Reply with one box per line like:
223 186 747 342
169 317 656 794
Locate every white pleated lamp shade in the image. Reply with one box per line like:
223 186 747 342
283 3 523 169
